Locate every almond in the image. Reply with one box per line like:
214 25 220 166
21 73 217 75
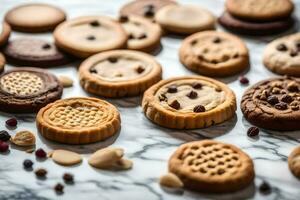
159 173 184 188
88 147 124 169
58 76 73 88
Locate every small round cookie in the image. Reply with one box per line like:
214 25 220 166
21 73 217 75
79 50 162 98
241 77 300 131
263 33 300 77
3 38 72 67
54 16 128 58
218 12 295 36
169 140 255 193
179 31 249 77
155 5 215 35
142 76 236 129
288 145 300 179
51 150 82 166
36 97 121 144
5 3 66 32
0 67 63 113
0 53 5 74
0 22 11 47
119 15 161 52
226 0 294 21
120 0 177 20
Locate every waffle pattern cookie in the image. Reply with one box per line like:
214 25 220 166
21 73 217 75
263 33 300 77
54 16 127 58
241 77 300 130
179 31 249 77
288 145 300 179
142 76 236 129
36 97 121 144
169 140 255 193
0 68 62 113
79 50 162 98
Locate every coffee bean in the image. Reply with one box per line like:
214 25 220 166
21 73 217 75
167 86 177 93
169 100 180 110
6 118 17 127
90 20 100 27
119 15 129 23
108 57 118 63
187 90 198 99
281 94 293 103
275 102 288 110
23 159 34 169
213 37 221 43
42 44 51 50
86 35 96 40
239 76 249 85
136 66 145 74
267 96 279 105
54 183 64 193
259 181 271 195
35 168 47 177
193 105 206 113
144 4 155 17
276 44 288 51
63 173 74 183
0 130 11 142
247 126 259 137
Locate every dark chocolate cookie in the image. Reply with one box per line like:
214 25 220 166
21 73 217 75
241 77 300 130
0 67 63 113
218 12 294 36
3 38 73 67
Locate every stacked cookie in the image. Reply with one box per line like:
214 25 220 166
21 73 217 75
219 0 295 35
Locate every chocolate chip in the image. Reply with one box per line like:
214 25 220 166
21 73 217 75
247 126 259 137
259 181 272 195
54 183 64 194
267 96 279 105
169 100 180 110
159 94 167 101
276 44 288 51
274 102 288 110
167 86 177 93
42 44 51 50
290 50 298 57
187 90 198 99
239 76 249 85
129 34 135 39
35 168 47 177
0 130 11 142
281 94 293 103
63 173 74 183
191 40 197 45
89 68 97 73
90 20 100 27
193 105 206 113
86 35 96 40
192 83 202 89
233 53 239 58
119 15 129 23
144 4 155 17
296 41 300 51
108 57 118 63
137 34 147 40
136 66 145 74
213 37 221 43
197 55 203 60
23 159 34 169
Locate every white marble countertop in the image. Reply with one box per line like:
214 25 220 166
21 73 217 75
1 0 300 199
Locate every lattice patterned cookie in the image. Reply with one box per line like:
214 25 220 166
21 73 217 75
36 97 121 144
169 140 255 193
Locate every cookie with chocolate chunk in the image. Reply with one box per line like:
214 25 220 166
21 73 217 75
241 77 300 130
0 68 63 113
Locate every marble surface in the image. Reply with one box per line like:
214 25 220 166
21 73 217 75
0 0 300 199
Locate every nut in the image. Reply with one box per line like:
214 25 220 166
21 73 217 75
88 147 124 169
114 158 133 170
11 131 36 146
271 87 281 94
159 173 184 188
58 76 73 88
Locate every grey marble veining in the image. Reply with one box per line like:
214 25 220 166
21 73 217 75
0 0 300 199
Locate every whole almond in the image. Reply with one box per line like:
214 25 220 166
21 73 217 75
159 173 184 188
11 131 36 146
88 147 124 169
58 76 73 88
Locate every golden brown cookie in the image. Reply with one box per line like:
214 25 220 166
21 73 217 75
179 31 249 77
155 4 215 35
0 22 11 47
288 145 300 179
169 140 255 193
54 16 128 58
0 53 5 74
142 76 236 129
226 0 294 21
118 15 162 52
79 50 162 98
36 97 121 144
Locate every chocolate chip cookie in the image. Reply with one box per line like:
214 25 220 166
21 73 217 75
79 50 162 98
0 68 63 113
54 16 128 58
155 4 215 35
263 33 300 77
0 22 11 47
5 3 66 32
241 77 300 130
3 38 72 67
119 15 161 52
142 76 236 129
179 31 249 77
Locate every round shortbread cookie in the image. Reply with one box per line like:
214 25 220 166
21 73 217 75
36 97 121 144
51 150 82 166
155 4 215 35
0 22 11 47
142 76 236 129
288 145 300 179
54 16 128 58
5 3 66 32
263 33 300 77
169 140 255 193
179 31 249 77
79 50 162 98
226 0 294 21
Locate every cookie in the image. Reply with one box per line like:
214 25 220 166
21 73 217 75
0 53 5 74
263 33 300 77
36 97 121 144
79 50 162 98
0 67 63 113
50 150 82 166
241 77 300 131
288 145 300 179
179 31 249 77
0 22 11 47
226 0 294 21
5 3 66 32
169 140 255 193
120 0 177 20
142 76 236 129
119 15 161 52
54 16 128 58
3 38 72 67
218 12 295 36
155 5 215 35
